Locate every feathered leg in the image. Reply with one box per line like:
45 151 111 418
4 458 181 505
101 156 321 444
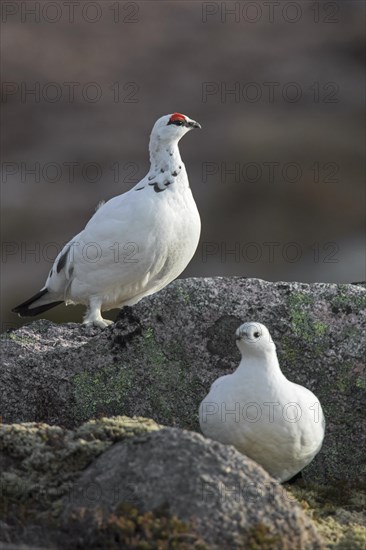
83 297 113 328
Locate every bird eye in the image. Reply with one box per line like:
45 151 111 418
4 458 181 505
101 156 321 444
254 331 260 338
167 120 184 126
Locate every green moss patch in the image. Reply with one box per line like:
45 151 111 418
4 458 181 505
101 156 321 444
287 291 328 347
72 366 135 422
71 327 204 430
331 285 366 315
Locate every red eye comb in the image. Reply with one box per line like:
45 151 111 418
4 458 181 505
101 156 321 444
170 113 186 122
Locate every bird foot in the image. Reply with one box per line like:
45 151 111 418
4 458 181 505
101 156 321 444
82 318 113 329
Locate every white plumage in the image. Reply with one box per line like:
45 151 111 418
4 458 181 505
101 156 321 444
13 113 201 327
199 322 325 482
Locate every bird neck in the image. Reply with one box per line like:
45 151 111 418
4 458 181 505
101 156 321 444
149 136 183 173
236 351 283 381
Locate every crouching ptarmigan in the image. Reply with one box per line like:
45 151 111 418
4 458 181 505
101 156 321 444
12 113 202 328
199 322 325 482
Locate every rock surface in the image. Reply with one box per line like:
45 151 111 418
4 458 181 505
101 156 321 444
1 277 365 483
62 427 324 549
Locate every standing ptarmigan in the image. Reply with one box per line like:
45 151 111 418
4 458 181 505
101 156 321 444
12 113 202 328
199 322 325 482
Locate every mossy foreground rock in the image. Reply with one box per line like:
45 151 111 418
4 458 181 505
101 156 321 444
62 428 324 549
0 416 160 547
1 277 365 484
0 417 324 549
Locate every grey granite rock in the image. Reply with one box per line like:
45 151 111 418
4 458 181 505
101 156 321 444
62 427 324 549
1 277 365 483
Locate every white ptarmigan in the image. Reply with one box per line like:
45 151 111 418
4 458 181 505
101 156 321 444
199 322 325 482
12 113 202 328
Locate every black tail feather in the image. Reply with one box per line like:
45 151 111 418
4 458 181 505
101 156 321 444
12 289 64 317
285 470 303 484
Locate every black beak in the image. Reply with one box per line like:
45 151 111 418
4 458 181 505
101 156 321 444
186 120 202 129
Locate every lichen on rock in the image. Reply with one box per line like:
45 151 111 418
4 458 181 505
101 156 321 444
287 481 366 549
0 416 160 522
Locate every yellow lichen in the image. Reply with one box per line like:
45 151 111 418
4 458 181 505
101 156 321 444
287 482 366 549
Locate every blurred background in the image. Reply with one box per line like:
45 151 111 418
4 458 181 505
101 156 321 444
1 0 365 329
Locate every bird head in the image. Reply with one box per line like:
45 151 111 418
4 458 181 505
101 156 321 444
151 113 202 143
235 322 275 356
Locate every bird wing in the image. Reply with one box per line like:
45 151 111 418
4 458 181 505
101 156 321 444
44 186 168 303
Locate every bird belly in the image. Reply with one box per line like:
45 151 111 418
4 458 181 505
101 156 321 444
66 190 201 309
200 379 324 482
